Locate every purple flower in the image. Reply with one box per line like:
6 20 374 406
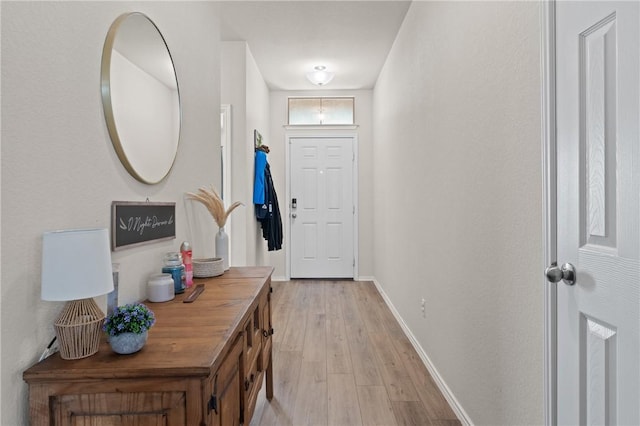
103 302 155 336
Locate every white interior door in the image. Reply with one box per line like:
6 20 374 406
556 1 639 424
290 137 354 278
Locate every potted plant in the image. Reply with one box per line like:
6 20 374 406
103 303 155 354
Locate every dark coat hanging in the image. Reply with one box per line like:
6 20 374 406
254 151 282 251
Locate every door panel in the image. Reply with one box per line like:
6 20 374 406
290 137 354 278
556 1 639 424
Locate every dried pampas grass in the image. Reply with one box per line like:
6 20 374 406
186 185 243 228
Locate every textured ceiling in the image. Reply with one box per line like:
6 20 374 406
220 1 412 90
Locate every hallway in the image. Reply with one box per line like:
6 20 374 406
251 280 461 425
1 2 545 423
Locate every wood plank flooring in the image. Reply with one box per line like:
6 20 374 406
250 280 461 426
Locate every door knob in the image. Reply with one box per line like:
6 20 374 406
291 213 297 218
545 262 576 286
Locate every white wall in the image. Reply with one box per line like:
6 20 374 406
221 41 270 268
245 46 271 266
268 90 374 279
1 2 221 424
373 2 543 424
221 42 249 266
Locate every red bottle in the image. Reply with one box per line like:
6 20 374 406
180 241 193 288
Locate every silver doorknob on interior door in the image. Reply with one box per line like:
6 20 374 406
545 262 576 286
291 213 297 218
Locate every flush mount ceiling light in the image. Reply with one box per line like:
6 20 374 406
306 65 334 86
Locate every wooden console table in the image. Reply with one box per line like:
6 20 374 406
24 266 274 426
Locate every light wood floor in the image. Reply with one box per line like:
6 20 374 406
250 280 462 426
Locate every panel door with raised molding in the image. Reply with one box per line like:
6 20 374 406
556 1 639 424
290 137 354 278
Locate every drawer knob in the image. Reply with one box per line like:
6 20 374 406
262 328 274 338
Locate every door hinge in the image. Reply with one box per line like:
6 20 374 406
208 394 217 414
353 205 355 214
208 373 218 414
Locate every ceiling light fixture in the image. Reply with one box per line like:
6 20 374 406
306 65 334 86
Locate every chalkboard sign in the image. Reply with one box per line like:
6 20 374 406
111 201 176 251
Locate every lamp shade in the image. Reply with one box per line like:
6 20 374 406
42 228 114 301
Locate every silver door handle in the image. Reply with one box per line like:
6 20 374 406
545 262 576 286
291 213 297 218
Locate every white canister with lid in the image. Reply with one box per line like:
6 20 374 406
147 273 175 302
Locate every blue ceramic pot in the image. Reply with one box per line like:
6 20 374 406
109 331 148 354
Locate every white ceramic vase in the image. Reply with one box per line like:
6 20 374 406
215 227 229 271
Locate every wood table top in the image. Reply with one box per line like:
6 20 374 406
24 266 273 383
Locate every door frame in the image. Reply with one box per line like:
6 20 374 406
284 125 359 281
221 104 233 264
541 1 557 425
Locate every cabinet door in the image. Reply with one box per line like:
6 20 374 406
207 335 243 426
260 288 273 371
51 391 186 426
218 369 241 426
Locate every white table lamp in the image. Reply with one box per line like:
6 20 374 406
41 228 114 360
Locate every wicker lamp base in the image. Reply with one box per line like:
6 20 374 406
54 298 105 360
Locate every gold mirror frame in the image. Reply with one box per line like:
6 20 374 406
101 12 181 184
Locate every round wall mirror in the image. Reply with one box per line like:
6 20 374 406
101 12 181 184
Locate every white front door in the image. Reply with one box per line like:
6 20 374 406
290 137 354 278
556 1 639 424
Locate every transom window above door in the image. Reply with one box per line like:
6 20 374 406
288 97 355 125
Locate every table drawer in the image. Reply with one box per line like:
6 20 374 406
243 355 263 423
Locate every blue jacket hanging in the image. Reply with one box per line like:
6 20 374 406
254 150 267 205
254 151 282 251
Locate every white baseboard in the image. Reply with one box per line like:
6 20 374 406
356 275 375 282
271 276 287 282
371 277 473 426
